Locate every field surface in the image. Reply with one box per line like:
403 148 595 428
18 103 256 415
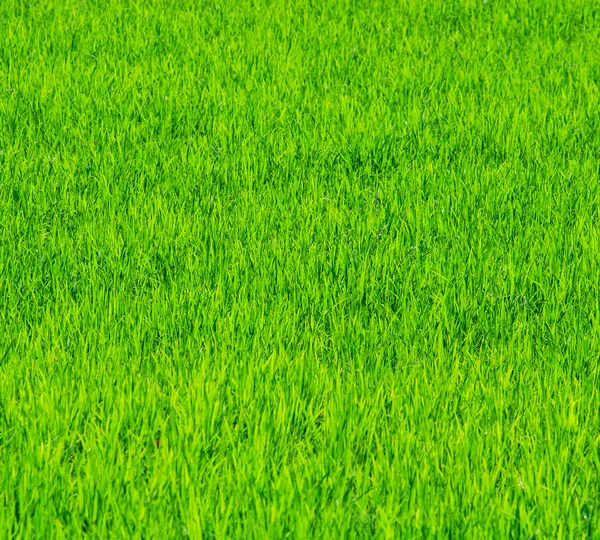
1 0 600 537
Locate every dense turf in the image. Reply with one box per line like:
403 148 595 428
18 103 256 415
1 0 600 537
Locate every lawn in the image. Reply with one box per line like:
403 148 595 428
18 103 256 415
1 0 600 537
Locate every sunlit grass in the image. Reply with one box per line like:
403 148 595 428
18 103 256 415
1 0 600 537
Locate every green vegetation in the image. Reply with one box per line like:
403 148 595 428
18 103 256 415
1 0 599 537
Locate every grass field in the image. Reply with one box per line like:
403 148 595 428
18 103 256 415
1 0 600 537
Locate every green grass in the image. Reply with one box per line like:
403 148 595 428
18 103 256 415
1 0 600 537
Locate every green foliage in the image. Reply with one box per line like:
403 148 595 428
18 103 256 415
1 0 600 537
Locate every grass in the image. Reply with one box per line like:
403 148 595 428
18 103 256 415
1 0 600 537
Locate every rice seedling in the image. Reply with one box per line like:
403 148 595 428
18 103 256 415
1 0 599 537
